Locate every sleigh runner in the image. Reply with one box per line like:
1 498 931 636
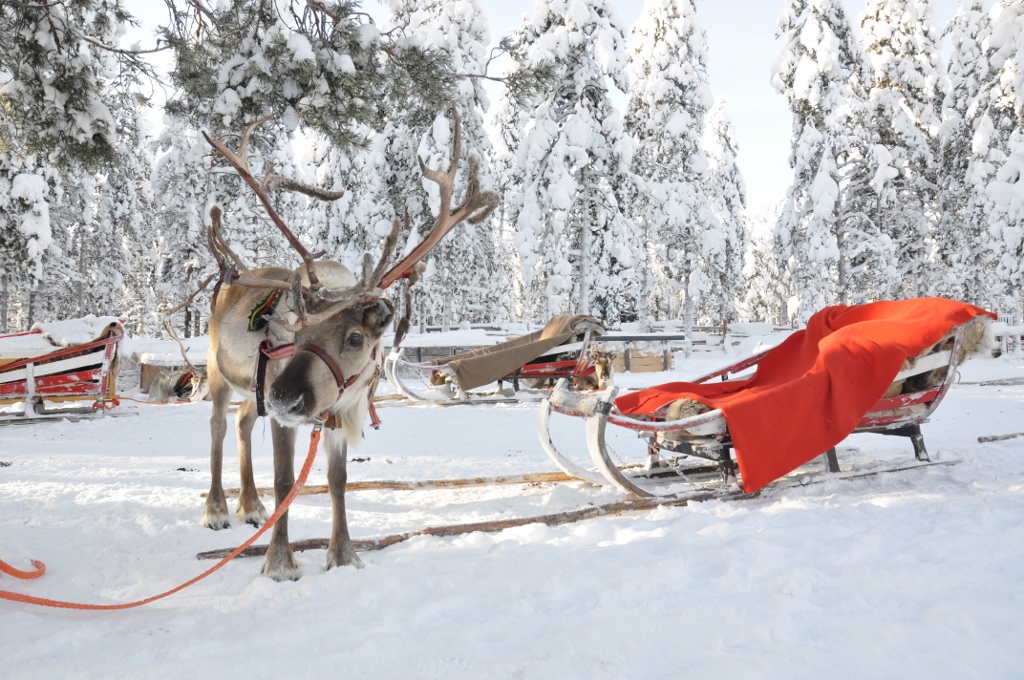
384 315 615 402
0 316 123 420
538 299 995 498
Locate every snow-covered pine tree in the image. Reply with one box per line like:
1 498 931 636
743 204 787 324
77 175 127 319
859 0 945 299
626 0 717 337
489 141 528 323
500 0 638 324
984 0 1024 320
80 105 157 332
387 0 500 329
0 158 62 330
771 0 876 322
151 117 219 337
703 98 748 324
0 0 152 327
0 0 150 169
0 127 58 330
161 0 455 155
938 0 998 308
302 128 390 277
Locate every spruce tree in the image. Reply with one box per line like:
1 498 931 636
703 99 748 324
860 0 945 299
939 0 997 308
626 0 717 335
984 0 1024 319
772 0 874 322
499 0 638 323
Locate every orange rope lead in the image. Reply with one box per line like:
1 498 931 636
0 428 322 611
91 397 122 410
0 558 46 580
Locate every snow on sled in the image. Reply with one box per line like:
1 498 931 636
384 314 614 403
538 299 996 498
0 315 124 422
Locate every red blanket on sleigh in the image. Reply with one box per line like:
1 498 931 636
615 298 995 493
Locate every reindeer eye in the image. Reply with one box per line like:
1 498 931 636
346 333 363 348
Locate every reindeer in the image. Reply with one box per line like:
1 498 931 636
148 368 207 403
200 111 498 581
575 347 616 391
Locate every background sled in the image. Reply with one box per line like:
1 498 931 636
0 316 124 421
538 317 986 498
385 314 611 402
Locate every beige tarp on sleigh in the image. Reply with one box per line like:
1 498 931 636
429 315 606 391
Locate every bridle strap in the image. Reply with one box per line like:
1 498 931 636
256 341 381 427
297 344 361 392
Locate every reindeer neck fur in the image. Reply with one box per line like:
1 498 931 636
208 266 299 400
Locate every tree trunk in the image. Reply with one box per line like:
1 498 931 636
682 261 694 359
1 273 7 334
27 288 37 330
77 231 86 316
836 225 848 305
578 174 592 317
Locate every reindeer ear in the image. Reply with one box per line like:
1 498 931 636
363 298 394 333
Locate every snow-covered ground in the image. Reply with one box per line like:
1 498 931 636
2 347 1024 679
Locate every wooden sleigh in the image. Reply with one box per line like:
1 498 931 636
0 318 123 422
537 318 984 498
385 315 612 403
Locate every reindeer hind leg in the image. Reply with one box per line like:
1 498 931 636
203 360 233 530
234 398 269 526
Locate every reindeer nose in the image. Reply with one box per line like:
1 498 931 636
267 382 315 419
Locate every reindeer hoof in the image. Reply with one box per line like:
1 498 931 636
326 545 365 571
201 510 231 531
235 502 269 528
262 550 301 581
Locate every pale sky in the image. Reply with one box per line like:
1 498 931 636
124 0 968 209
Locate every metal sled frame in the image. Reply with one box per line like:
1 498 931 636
0 329 122 420
386 330 601 402
538 324 969 498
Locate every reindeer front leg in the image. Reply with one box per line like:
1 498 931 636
263 419 300 581
203 363 233 530
324 429 364 570
234 399 269 526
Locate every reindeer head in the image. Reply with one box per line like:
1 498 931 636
267 294 394 429
589 347 617 389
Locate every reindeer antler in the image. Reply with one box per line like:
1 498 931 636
203 116 344 287
204 109 499 333
378 108 500 290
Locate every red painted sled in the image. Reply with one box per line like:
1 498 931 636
0 317 123 421
538 301 994 498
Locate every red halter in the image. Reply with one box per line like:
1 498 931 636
255 341 381 428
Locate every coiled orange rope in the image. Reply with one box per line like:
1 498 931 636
0 428 322 610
